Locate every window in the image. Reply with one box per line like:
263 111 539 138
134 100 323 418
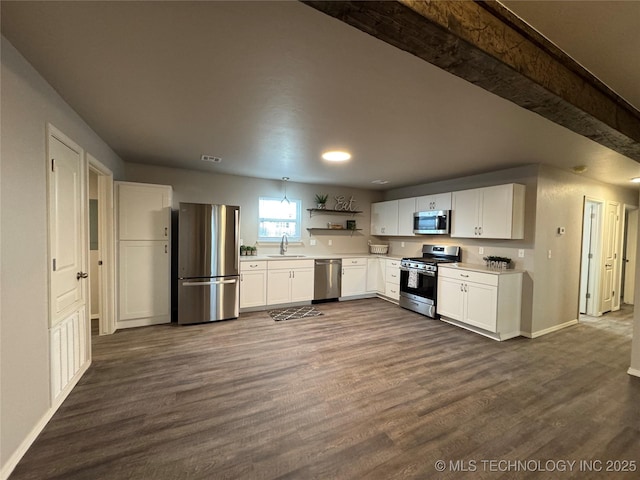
258 197 302 242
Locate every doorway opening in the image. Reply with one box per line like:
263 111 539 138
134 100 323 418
88 155 116 335
622 206 638 306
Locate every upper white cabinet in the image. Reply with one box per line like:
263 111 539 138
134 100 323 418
117 182 172 241
451 184 525 239
397 198 417 236
371 200 398 236
416 192 452 211
116 182 172 328
371 198 416 236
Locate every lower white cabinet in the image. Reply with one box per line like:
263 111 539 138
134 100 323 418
266 259 314 306
118 240 170 326
385 259 401 301
342 257 367 297
437 266 522 340
366 257 386 294
240 261 267 308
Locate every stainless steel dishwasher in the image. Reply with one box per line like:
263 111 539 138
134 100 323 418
314 259 342 302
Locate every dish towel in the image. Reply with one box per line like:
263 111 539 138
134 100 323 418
408 269 419 288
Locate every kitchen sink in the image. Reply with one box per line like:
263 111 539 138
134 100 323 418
267 255 307 258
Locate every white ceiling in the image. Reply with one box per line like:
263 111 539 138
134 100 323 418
2 1 639 190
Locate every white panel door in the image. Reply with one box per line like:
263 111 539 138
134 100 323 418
49 131 87 326
119 241 170 320
240 271 267 308
290 267 314 302
397 198 417 236
118 183 171 240
451 189 479 238
267 270 291 305
601 202 619 313
437 277 464 321
480 185 513 239
464 282 498 332
624 209 638 305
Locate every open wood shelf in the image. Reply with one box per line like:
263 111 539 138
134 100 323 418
307 208 362 217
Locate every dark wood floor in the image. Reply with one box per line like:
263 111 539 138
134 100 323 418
10 299 640 479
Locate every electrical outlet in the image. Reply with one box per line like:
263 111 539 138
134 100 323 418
479 247 484 255
548 249 552 259
401 242 405 248
310 239 317 246
518 249 525 258
328 239 332 246
240 238 244 246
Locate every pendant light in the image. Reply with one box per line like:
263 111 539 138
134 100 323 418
281 177 290 204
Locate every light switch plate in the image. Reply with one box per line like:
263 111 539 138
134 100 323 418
518 249 525 258
310 239 317 246
479 247 484 255
328 239 332 246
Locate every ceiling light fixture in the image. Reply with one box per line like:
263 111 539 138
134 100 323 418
571 165 587 174
322 151 351 162
281 177 290 204
371 179 389 185
631 177 640 183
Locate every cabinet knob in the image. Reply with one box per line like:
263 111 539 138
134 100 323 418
164 227 168 237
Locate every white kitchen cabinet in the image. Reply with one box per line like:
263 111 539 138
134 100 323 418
118 240 170 325
366 257 386 294
371 199 417 237
384 259 401 301
397 198 417 236
117 182 172 241
371 200 398 236
451 184 525 239
416 192 452 211
116 182 172 329
341 257 367 297
437 265 522 341
266 259 314 306
240 261 267 309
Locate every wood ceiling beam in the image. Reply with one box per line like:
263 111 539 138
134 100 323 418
302 0 640 162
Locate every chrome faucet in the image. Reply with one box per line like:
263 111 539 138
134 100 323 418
280 233 288 255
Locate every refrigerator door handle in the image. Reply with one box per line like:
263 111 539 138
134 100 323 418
182 279 238 286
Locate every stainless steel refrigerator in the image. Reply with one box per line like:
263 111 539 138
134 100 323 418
178 203 240 324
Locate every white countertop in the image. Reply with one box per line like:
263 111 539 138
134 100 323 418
240 253 403 262
439 262 525 275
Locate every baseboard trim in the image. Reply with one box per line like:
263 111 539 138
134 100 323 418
116 315 170 329
627 367 640 378
1 359 91 480
528 319 578 338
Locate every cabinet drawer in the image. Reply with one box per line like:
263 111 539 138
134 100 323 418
385 282 400 299
438 267 498 287
385 259 400 269
385 267 400 283
241 261 267 272
267 259 314 270
342 257 367 266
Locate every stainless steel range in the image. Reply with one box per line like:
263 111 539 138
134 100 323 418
399 245 461 318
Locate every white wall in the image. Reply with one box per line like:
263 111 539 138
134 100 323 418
0 36 125 474
532 165 638 334
124 163 383 256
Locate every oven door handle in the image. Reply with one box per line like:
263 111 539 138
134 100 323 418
400 266 436 277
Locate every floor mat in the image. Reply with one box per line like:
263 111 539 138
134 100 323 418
269 306 323 322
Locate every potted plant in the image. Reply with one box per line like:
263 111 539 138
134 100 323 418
249 246 257 256
315 193 328 209
240 245 247 256
483 255 512 269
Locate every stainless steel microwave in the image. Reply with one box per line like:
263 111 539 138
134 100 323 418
413 210 450 234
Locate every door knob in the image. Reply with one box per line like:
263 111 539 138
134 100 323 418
77 272 88 280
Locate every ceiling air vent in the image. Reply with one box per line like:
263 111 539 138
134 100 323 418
201 154 222 163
